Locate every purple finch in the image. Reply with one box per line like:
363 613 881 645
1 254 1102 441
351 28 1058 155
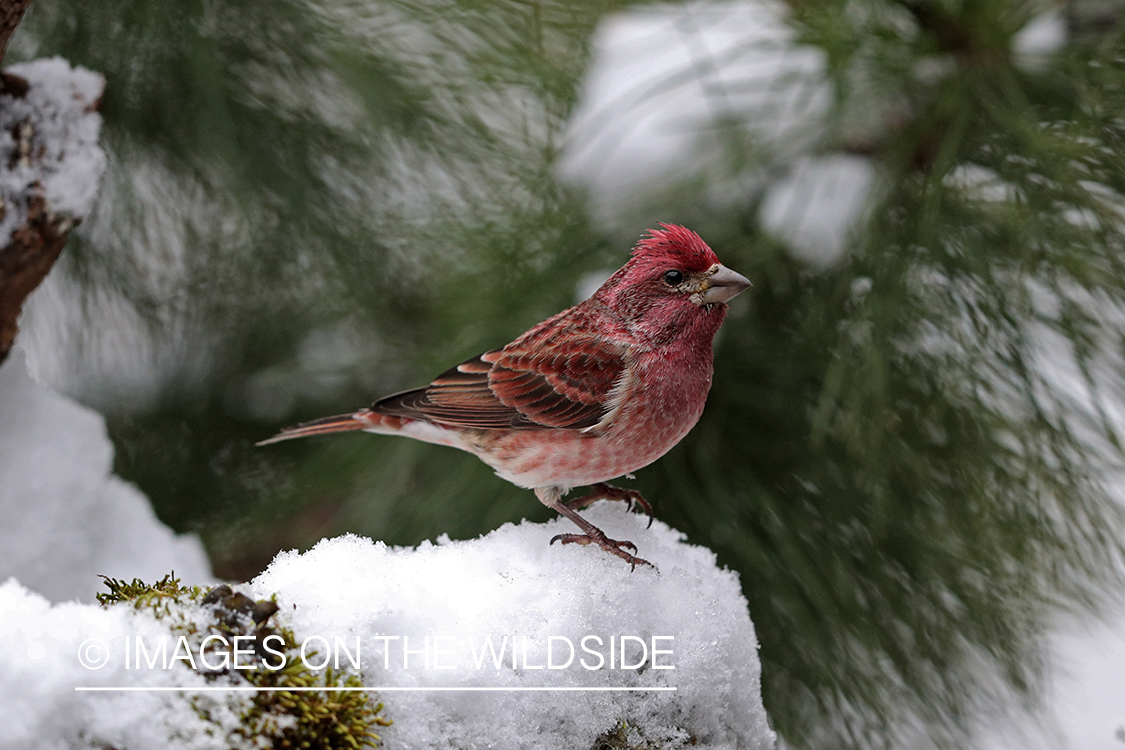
260 224 749 568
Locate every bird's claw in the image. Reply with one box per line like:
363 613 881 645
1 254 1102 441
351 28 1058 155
549 531 653 570
566 482 655 528
549 533 637 554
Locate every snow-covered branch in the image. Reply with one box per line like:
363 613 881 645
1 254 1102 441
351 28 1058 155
0 56 105 363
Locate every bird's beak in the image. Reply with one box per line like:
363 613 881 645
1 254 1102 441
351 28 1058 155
697 264 751 305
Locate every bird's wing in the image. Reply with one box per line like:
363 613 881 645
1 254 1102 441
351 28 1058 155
371 311 629 431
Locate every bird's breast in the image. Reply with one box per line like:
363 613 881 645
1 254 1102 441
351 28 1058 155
477 343 715 490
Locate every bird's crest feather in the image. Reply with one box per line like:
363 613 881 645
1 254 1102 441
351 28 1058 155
631 223 718 273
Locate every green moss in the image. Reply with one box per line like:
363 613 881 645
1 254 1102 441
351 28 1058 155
242 666 390 750
96 572 204 614
97 574 390 749
236 625 391 749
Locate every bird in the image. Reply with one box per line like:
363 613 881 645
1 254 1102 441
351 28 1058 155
258 224 750 568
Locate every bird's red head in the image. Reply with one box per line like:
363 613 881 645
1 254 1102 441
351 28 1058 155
593 224 748 347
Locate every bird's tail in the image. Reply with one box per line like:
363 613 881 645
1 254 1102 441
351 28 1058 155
256 410 376 446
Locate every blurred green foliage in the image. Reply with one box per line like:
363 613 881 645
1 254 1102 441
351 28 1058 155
13 1 1125 748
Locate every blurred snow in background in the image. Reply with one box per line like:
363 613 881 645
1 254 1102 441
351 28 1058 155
559 1 827 218
559 0 876 267
758 154 877 267
17 146 231 412
0 350 212 602
979 606 1125 750
1012 9 1067 71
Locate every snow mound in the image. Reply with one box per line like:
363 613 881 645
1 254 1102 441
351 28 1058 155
0 57 106 247
0 512 773 749
0 580 246 750
253 509 774 749
0 350 212 602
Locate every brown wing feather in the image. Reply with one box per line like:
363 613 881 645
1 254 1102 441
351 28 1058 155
371 306 629 431
370 350 531 429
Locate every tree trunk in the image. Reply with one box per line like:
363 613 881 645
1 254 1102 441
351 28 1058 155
0 0 31 63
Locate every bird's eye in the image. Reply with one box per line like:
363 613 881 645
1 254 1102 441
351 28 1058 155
663 269 684 286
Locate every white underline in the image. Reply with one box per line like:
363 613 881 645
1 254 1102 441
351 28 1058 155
75 686 676 692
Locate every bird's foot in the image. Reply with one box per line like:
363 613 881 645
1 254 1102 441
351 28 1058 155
550 530 654 570
566 482 654 528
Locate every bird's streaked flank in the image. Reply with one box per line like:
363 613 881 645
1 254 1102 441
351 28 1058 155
259 224 750 568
